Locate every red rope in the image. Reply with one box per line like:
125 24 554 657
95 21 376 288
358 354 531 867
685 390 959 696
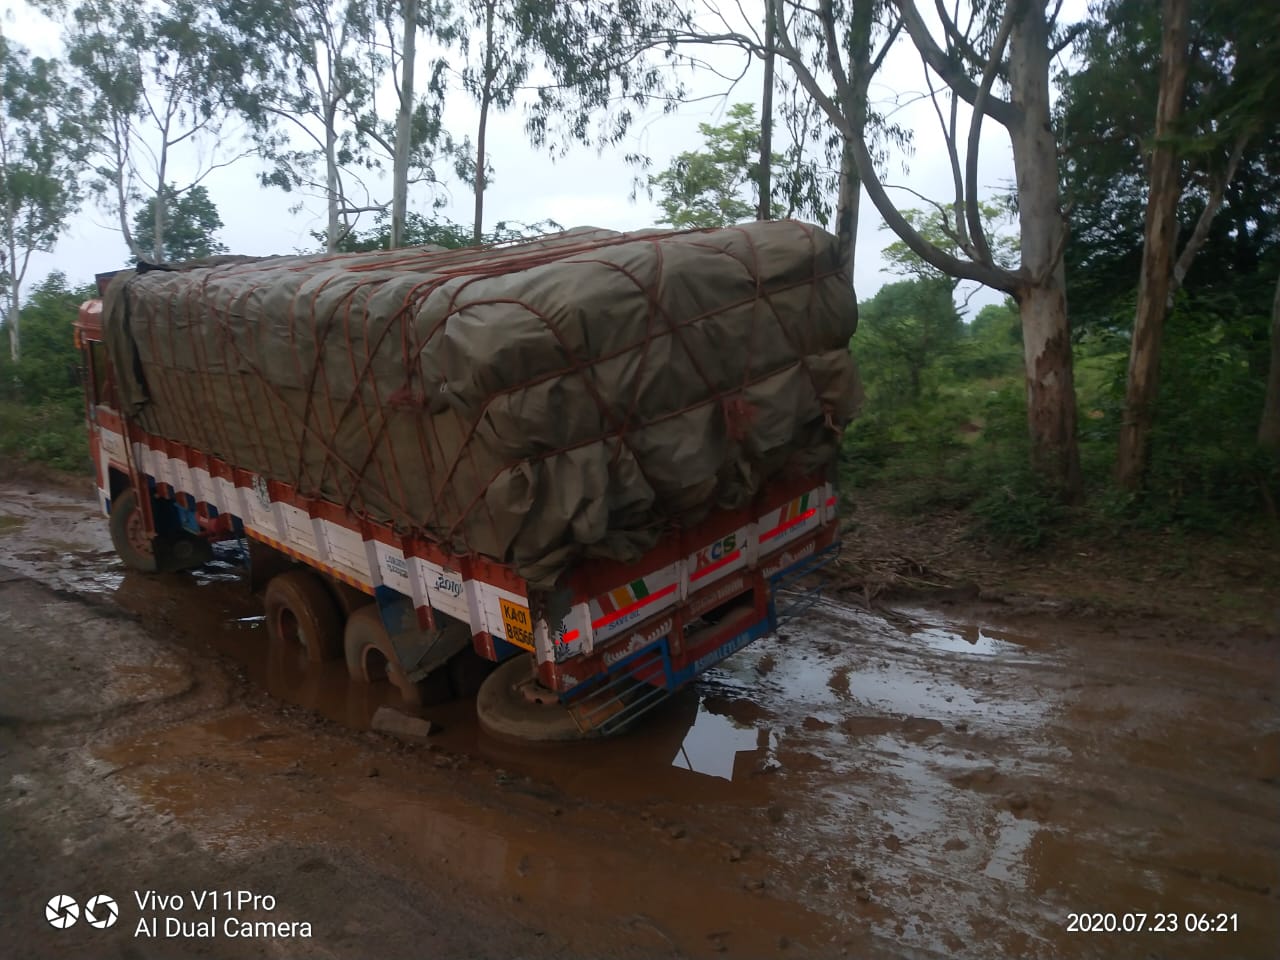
121 223 849 564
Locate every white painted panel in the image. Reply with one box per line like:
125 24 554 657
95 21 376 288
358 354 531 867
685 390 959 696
318 520 371 579
414 557 469 623
276 503 318 555
374 541 413 597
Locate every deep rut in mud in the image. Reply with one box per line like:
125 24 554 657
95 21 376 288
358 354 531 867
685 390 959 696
1 482 1277 959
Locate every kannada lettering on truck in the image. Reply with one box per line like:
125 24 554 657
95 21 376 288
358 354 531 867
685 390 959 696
76 221 859 740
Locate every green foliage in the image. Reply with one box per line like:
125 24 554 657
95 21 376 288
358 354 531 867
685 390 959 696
1058 0 1280 329
882 205 1018 286
650 104 784 229
0 272 93 404
322 212 562 253
45 0 254 261
131 185 228 263
1097 292 1275 530
845 0 1280 546
218 0 414 250
0 399 88 473
842 280 1274 547
852 278 963 408
0 272 93 473
0 26 91 359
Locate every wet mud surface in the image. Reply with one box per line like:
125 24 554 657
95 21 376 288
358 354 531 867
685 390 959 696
1 482 1277 959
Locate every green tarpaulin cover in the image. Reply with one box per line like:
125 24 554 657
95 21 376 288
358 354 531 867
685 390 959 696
103 221 860 587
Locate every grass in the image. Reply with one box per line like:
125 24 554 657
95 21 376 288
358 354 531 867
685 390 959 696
0 399 92 475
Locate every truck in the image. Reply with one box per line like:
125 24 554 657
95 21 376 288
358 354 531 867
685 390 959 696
74 222 858 740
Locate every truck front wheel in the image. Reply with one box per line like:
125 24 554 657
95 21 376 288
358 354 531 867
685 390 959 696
264 569 343 663
109 488 158 573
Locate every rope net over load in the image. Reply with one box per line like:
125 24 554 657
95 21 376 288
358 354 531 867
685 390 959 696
103 221 861 587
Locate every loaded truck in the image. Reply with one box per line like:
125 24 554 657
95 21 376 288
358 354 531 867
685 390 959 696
74 222 859 740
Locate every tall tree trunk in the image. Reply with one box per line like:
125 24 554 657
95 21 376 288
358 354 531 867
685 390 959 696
833 136 858 281
757 2 775 221
1008 1 1081 500
112 122 141 261
4 285 17 364
835 0 874 286
391 0 418 249
4 204 19 362
1260 271 1280 454
153 153 169 262
1115 0 1191 491
472 0 495 245
325 105 340 253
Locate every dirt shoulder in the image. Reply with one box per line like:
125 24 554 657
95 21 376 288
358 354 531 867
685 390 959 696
834 488 1280 638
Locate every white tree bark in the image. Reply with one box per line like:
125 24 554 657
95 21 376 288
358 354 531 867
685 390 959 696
391 0 418 249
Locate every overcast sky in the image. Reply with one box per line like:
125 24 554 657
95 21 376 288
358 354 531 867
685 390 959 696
7 1 1084 314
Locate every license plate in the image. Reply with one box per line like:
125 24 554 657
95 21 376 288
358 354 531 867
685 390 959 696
499 598 535 652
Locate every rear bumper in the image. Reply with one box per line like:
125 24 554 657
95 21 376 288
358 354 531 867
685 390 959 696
544 523 839 730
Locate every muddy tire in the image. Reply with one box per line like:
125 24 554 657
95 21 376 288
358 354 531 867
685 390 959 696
476 655 599 743
343 606 424 705
109 488 158 573
264 569 343 663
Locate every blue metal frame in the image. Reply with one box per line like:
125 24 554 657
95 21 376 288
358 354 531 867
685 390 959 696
555 539 840 735
767 542 839 623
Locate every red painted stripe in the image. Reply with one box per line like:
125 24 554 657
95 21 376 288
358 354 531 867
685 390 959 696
758 507 817 543
560 629 580 644
689 548 742 582
591 582 678 629
825 496 837 508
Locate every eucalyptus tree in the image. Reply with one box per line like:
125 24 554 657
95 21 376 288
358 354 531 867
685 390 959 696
41 0 253 263
782 0 1085 498
130 184 228 262
222 0 456 252
370 0 456 248
647 0 1085 498
0 27 89 362
649 103 785 228
1058 0 1280 488
219 0 389 252
451 0 530 242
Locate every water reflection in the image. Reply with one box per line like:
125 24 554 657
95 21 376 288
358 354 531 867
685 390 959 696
670 702 767 781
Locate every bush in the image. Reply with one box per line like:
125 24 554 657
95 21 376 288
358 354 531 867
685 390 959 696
842 274 1275 549
0 272 96 475
0 398 90 474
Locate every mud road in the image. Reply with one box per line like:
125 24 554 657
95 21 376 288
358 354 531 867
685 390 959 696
1 481 1277 959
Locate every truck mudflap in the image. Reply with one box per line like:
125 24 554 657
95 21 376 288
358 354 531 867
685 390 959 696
560 539 840 736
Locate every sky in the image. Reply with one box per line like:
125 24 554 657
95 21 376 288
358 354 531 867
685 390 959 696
5 1 1084 315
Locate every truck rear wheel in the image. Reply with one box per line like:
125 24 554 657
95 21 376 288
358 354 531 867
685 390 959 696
476 655 600 743
264 569 343 663
343 606 424 705
109 488 158 573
